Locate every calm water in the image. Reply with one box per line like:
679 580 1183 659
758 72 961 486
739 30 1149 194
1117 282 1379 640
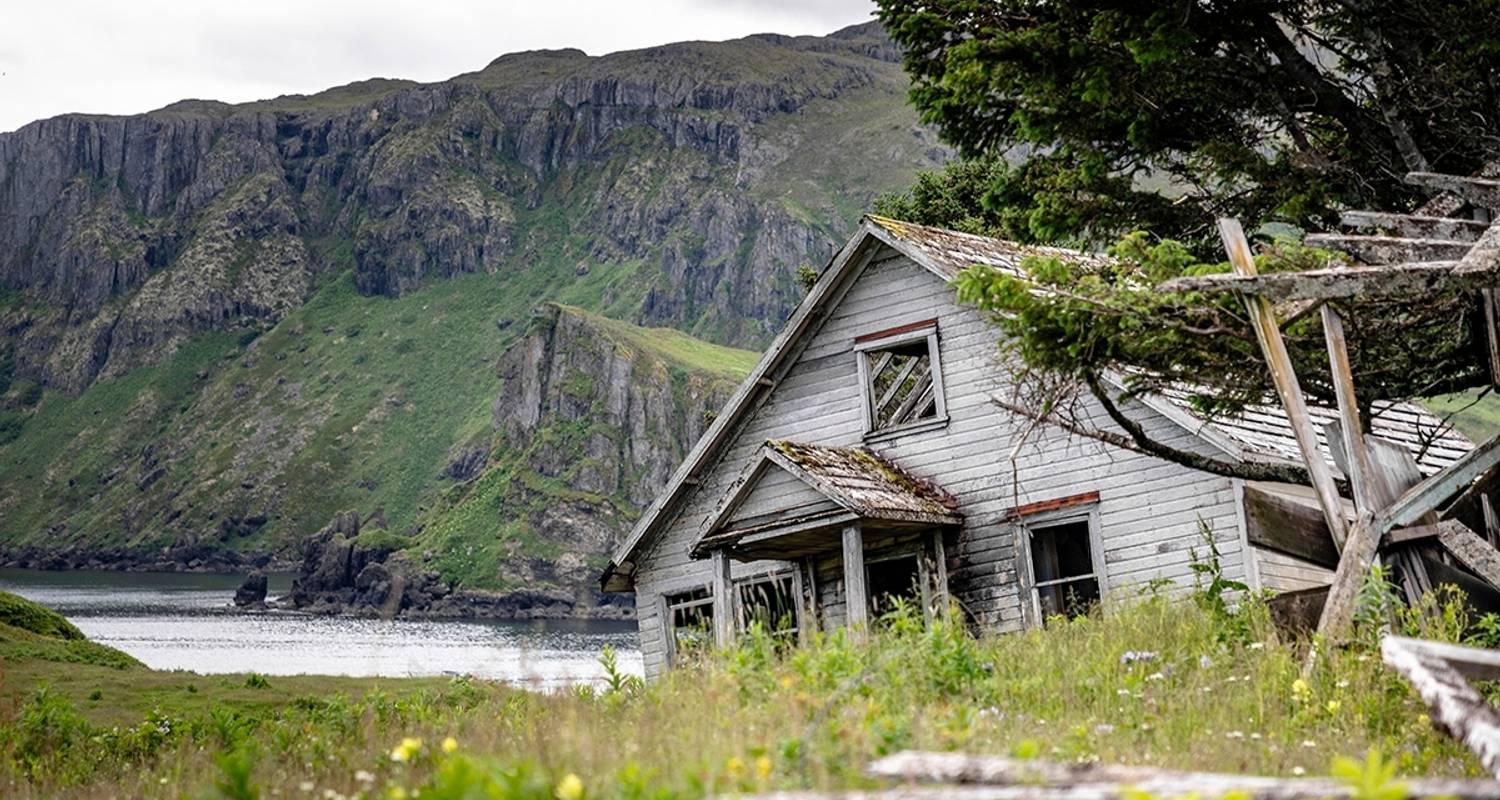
0 569 641 686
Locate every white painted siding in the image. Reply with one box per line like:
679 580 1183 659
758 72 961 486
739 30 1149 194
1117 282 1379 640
723 465 840 531
1256 548 1335 592
630 248 1250 678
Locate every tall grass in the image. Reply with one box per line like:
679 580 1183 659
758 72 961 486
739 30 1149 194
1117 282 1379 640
0 588 1483 799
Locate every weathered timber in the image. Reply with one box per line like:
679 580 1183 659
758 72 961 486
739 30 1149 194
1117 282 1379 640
1406 171 1500 210
1382 636 1500 777
842 523 868 636
816 750 1500 800
711 548 733 648
1219 219 1350 549
1375 434 1500 536
1322 309 1376 513
1267 585 1330 634
1438 519 1500 591
1242 484 1341 568
1157 260 1488 302
1340 210 1490 242
1304 233 1473 264
1484 289 1500 388
1315 515 1380 644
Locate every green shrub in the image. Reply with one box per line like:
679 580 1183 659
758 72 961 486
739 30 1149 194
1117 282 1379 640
0 591 84 640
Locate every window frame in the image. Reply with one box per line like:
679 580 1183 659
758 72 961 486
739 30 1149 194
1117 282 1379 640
733 569 801 640
1015 503 1107 626
660 584 715 667
853 322 948 441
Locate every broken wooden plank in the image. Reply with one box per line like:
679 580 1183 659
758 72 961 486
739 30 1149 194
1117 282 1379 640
1304 233 1473 264
1243 483 1341 568
1438 519 1500 591
1340 210 1490 242
842 750 1500 800
1407 172 1500 210
1456 219 1500 277
1219 219 1350 550
1382 636 1500 777
1375 434 1500 536
1157 260 1487 302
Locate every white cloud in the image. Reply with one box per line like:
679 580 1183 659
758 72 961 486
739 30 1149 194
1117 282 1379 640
0 0 877 132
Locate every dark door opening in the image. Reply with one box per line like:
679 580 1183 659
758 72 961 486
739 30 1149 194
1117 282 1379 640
866 555 921 618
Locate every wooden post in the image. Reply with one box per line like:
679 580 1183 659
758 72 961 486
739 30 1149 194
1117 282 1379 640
928 529 949 618
796 557 819 643
711 548 734 648
842 524 868 637
1219 219 1350 548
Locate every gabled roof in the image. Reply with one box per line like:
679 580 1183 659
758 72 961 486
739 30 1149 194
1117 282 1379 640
601 216 1476 592
689 440 962 559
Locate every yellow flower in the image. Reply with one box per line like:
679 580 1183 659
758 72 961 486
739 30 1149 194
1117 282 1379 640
755 755 773 780
1417 713 1431 728
387 788 409 800
442 736 459 754
1326 700 1340 714
778 675 795 690
1290 678 1310 701
726 756 746 779
556 773 585 800
389 737 423 763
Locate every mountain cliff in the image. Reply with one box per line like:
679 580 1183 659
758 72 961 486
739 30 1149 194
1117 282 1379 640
0 22 944 602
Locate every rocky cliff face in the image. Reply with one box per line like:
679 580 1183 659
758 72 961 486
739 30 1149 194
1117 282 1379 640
0 22 943 602
0 22 942 394
411 303 745 604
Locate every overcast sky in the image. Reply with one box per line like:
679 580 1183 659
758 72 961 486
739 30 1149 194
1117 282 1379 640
0 0 877 133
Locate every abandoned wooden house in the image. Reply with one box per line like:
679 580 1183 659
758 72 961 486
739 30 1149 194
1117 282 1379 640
599 214 1481 679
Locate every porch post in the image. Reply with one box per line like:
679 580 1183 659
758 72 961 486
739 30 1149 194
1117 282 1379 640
842 523 868 637
929 529 950 618
711 548 734 648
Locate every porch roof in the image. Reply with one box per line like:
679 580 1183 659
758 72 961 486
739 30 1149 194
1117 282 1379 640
690 439 962 560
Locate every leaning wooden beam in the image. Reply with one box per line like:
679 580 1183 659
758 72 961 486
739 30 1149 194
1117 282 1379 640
1157 260 1482 302
1406 171 1500 210
1304 233 1473 264
1382 636 1500 778
1373 434 1500 536
1218 219 1350 550
1340 210 1490 242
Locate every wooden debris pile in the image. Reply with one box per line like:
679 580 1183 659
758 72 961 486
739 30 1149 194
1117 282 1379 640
1159 171 1500 644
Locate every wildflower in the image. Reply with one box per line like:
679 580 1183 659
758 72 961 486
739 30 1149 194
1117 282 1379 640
778 675 794 690
755 755 773 780
1326 700 1341 714
442 736 459 754
726 756 746 779
299 781 316 792
1145 672 1165 682
1248 642 1264 650
388 789 409 800
1225 731 1244 739
556 773 585 800
354 770 375 784
1417 713 1431 728
1250 733 1262 740
1120 650 1158 665
1335 679 1350 689
1301 740 1317 749
1199 655 1213 669
1095 724 1116 734
1292 767 1306 777
1116 689 1131 697
1291 678 1310 702
389 737 423 763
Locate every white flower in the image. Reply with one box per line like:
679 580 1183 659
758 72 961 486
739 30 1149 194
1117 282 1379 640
1225 731 1244 739
354 770 375 784
1199 655 1213 668
1250 733 1262 740
1292 767 1306 776
1146 672 1165 682
1301 740 1317 748
1095 724 1116 734
299 782 316 793
1336 679 1350 689
1117 688 1132 696
1249 642 1265 650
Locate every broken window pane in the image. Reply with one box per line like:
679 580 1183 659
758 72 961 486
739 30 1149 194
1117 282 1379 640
863 337 938 431
1028 519 1099 619
665 587 713 660
737 573 798 638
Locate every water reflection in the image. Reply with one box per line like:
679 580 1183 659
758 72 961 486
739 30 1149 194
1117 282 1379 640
0 568 641 686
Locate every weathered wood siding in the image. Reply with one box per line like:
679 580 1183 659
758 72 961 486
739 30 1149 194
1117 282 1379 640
723 465 841 531
631 247 1252 678
1255 548 1336 592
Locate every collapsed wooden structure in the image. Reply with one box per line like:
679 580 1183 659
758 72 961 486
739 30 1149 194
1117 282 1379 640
1160 172 1500 644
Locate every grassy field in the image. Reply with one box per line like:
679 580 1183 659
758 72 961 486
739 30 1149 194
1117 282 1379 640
0 575 1486 799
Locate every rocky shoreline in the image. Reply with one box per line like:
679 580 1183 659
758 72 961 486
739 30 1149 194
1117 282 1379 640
231 510 635 621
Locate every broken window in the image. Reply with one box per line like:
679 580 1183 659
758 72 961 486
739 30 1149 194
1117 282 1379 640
856 323 945 435
867 554 922 618
737 572 799 639
1025 518 1101 621
663 586 713 664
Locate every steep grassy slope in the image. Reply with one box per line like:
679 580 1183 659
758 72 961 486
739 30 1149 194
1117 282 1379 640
0 23 940 591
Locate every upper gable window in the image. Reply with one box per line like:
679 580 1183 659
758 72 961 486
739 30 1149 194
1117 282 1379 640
854 320 947 437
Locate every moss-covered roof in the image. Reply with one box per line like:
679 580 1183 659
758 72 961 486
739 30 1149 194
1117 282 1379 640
765 439 959 518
